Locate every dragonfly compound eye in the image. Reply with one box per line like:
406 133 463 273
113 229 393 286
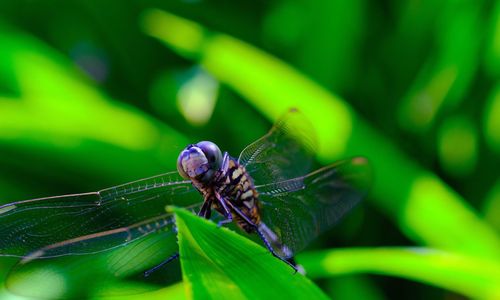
176 148 190 179
196 141 222 169
177 141 222 183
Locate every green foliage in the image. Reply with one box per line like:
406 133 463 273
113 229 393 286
96 282 186 300
0 24 189 189
0 1 498 299
298 248 500 300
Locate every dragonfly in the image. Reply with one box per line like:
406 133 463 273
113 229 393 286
0 109 371 297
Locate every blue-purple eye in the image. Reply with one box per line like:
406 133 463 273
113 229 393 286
176 148 190 179
196 141 222 168
177 141 222 182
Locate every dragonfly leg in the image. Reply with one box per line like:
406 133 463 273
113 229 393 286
144 252 180 277
144 197 215 277
198 196 212 219
214 192 233 227
224 200 298 273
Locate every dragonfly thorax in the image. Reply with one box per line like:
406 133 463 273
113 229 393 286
213 157 261 233
177 141 223 184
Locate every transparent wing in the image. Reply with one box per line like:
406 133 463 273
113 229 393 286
0 171 200 259
256 157 372 258
5 211 191 299
238 108 317 185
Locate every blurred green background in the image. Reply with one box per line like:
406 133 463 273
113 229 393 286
0 0 499 299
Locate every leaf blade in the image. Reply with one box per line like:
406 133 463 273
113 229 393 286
299 247 500 300
173 207 329 300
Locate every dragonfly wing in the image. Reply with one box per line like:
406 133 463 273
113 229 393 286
238 109 317 185
0 171 200 258
256 157 372 257
5 212 186 298
18 213 178 262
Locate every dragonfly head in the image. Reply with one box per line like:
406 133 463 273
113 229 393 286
177 141 223 183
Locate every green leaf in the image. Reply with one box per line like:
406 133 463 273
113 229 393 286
91 282 187 300
172 207 329 300
298 248 500 300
